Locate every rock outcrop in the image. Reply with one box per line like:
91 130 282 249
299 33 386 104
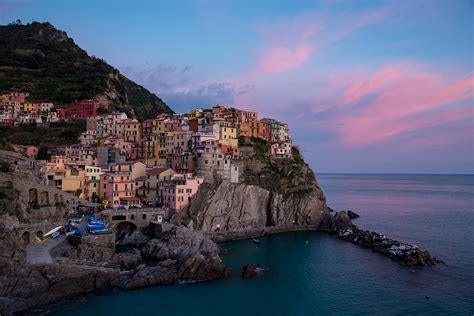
173 143 332 240
118 230 150 248
112 226 229 289
176 182 330 239
242 264 269 278
51 234 117 263
333 211 353 230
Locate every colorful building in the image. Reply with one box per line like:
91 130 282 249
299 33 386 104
58 100 109 119
145 167 176 202
161 174 203 211
270 142 292 159
99 172 136 207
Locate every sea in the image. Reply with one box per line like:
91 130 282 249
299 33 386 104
51 174 474 315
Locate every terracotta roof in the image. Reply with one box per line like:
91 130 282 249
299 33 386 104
147 167 170 176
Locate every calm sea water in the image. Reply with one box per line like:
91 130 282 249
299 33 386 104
51 174 474 315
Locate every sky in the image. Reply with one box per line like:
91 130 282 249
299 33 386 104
1 0 473 174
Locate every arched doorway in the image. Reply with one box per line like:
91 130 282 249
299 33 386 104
36 230 43 240
40 191 50 206
28 188 38 205
22 231 30 244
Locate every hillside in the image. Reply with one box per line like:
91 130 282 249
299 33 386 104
0 120 86 147
0 21 174 120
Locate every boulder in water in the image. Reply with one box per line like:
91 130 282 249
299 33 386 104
333 211 353 230
347 210 360 219
242 264 269 278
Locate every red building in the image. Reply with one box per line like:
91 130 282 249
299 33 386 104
1 118 15 126
58 100 109 119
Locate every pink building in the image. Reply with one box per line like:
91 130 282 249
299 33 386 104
11 144 38 159
99 172 136 207
161 174 203 211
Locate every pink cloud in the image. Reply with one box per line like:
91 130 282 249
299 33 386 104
257 45 312 74
340 105 473 146
251 4 399 76
325 64 474 146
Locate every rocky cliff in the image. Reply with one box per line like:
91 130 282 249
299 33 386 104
174 139 332 240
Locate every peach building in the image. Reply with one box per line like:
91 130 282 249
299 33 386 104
99 172 136 207
161 174 203 211
110 161 146 180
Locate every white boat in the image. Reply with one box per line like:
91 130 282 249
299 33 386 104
43 226 62 238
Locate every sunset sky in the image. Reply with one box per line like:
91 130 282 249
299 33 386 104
1 0 472 173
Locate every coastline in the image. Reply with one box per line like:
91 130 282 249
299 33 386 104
13 211 447 316
208 224 331 243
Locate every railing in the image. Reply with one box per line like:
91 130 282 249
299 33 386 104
99 207 166 216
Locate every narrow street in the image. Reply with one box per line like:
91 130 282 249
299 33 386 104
26 236 65 265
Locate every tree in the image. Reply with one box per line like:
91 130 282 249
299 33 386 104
36 147 50 160
8 19 22 26
97 106 108 115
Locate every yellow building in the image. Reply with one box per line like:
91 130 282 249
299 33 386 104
188 108 203 118
23 102 36 112
153 118 166 134
61 168 85 193
219 124 237 140
121 119 142 143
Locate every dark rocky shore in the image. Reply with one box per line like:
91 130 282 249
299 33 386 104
0 224 229 315
112 226 230 289
332 211 443 266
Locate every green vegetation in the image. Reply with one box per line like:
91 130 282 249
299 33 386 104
0 161 10 172
241 138 316 197
0 22 173 120
36 147 50 160
0 138 12 151
0 120 86 147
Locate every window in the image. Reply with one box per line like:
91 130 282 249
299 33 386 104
142 214 146 219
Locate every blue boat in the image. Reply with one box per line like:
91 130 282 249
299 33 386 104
253 238 262 244
87 223 106 231
89 220 105 225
